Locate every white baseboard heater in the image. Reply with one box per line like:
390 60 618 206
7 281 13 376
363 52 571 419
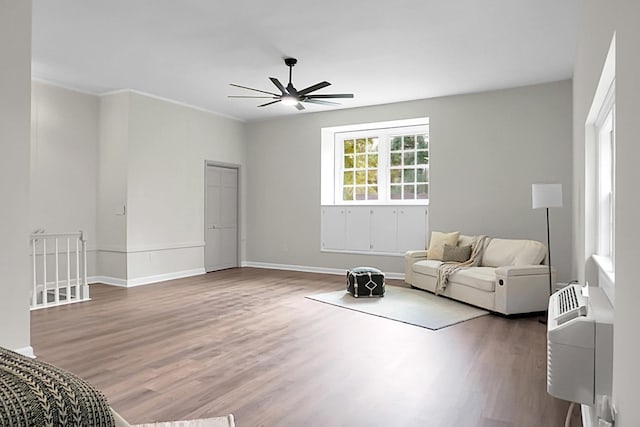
546 284 613 408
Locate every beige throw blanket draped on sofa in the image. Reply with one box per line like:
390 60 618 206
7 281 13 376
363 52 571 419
435 235 488 295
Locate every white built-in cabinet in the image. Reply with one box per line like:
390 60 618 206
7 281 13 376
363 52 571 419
321 205 428 255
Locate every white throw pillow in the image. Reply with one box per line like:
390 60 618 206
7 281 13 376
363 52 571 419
427 231 460 260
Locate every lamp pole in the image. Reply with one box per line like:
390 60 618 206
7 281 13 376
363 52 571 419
546 207 553 297
531 182 562 325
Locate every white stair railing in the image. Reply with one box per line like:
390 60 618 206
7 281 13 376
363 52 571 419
30 231 89 310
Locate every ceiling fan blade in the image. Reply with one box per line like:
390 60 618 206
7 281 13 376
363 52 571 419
294 102 305 110
303 99 341 106
269 77 287 94
298 81 331 96
306 93 354 99
229 83 279 96
228 95 276 98
257 100 282 107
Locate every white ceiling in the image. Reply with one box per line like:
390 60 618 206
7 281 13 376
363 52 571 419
32 0 580 122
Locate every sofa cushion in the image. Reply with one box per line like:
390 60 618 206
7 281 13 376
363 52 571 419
427 231 460 260
442 244 472 262
481 238 546 267
450 267 497 292
457 234 476 247
412 259 442 276
412 261 496 292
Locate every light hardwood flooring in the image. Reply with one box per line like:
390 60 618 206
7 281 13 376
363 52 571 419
31 268 579 427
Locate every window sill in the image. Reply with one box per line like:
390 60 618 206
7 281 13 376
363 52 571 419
592 254 615 305
592 254 614 282
324 201 429 207
321 249 406 257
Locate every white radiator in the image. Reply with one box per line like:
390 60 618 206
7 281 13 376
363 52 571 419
30 231 90 310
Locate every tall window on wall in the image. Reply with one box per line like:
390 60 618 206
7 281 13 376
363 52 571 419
585 35 615 305
595 82 615 270
336 124 429 204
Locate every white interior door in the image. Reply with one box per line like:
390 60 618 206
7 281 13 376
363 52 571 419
205 165 238 272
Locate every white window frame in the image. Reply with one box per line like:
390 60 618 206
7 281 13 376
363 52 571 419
595 83 616 266
584 34 615 305
333 124 429 205
595 81 615 271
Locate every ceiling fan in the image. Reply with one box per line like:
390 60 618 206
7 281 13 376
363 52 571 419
229 58 354 110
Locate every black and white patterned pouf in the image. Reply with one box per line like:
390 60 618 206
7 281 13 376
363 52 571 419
346 267 385 298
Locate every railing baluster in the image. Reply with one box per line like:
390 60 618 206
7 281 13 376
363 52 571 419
82 232 88 300
66 238 71 301
76 237 80 302
54 238 59 304
31 238 37 308
42 238 47 307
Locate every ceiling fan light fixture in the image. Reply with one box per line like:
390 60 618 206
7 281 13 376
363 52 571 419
280 95 298 106
230 58 354 110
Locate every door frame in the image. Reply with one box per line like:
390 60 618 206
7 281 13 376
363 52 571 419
204 160 241 271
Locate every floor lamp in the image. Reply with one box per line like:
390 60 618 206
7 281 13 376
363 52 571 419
532 183 563 323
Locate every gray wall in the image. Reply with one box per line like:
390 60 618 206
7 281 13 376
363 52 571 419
125 92 247 281
574 1 640 425
31 81 99 276
37 88 247 284
246 81 573 281
0 0 31 352
97 92 130 280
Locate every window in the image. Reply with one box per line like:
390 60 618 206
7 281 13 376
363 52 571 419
320 118 430 256
584 35 615 305
341 136 379 201
389 133 429 200
335 124 429 204
595 83 615 268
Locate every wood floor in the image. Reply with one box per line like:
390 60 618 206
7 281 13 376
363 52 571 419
31 268 579 427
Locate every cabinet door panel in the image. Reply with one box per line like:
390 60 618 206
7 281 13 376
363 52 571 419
345 207 370 251
397 207 428 252
370 207 398 252
322 207 346 250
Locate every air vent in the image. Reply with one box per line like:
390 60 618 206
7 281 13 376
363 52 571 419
557 285 579 315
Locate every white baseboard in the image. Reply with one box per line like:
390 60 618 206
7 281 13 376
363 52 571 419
383 272 405 280
14 346 35 358
127 268 206 287
89 268 206 288
242 261 405 280
89 275 127 287
91 264 404 286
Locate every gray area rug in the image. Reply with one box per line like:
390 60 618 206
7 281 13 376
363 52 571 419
306 285 489 330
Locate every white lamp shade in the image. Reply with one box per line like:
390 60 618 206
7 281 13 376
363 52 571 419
532 183 563 209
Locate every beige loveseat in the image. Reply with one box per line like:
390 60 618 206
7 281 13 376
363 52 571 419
404 234 555 315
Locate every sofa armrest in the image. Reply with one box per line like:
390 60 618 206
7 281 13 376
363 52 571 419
495 265 556 277
404 250 427 285
405 249 428 259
